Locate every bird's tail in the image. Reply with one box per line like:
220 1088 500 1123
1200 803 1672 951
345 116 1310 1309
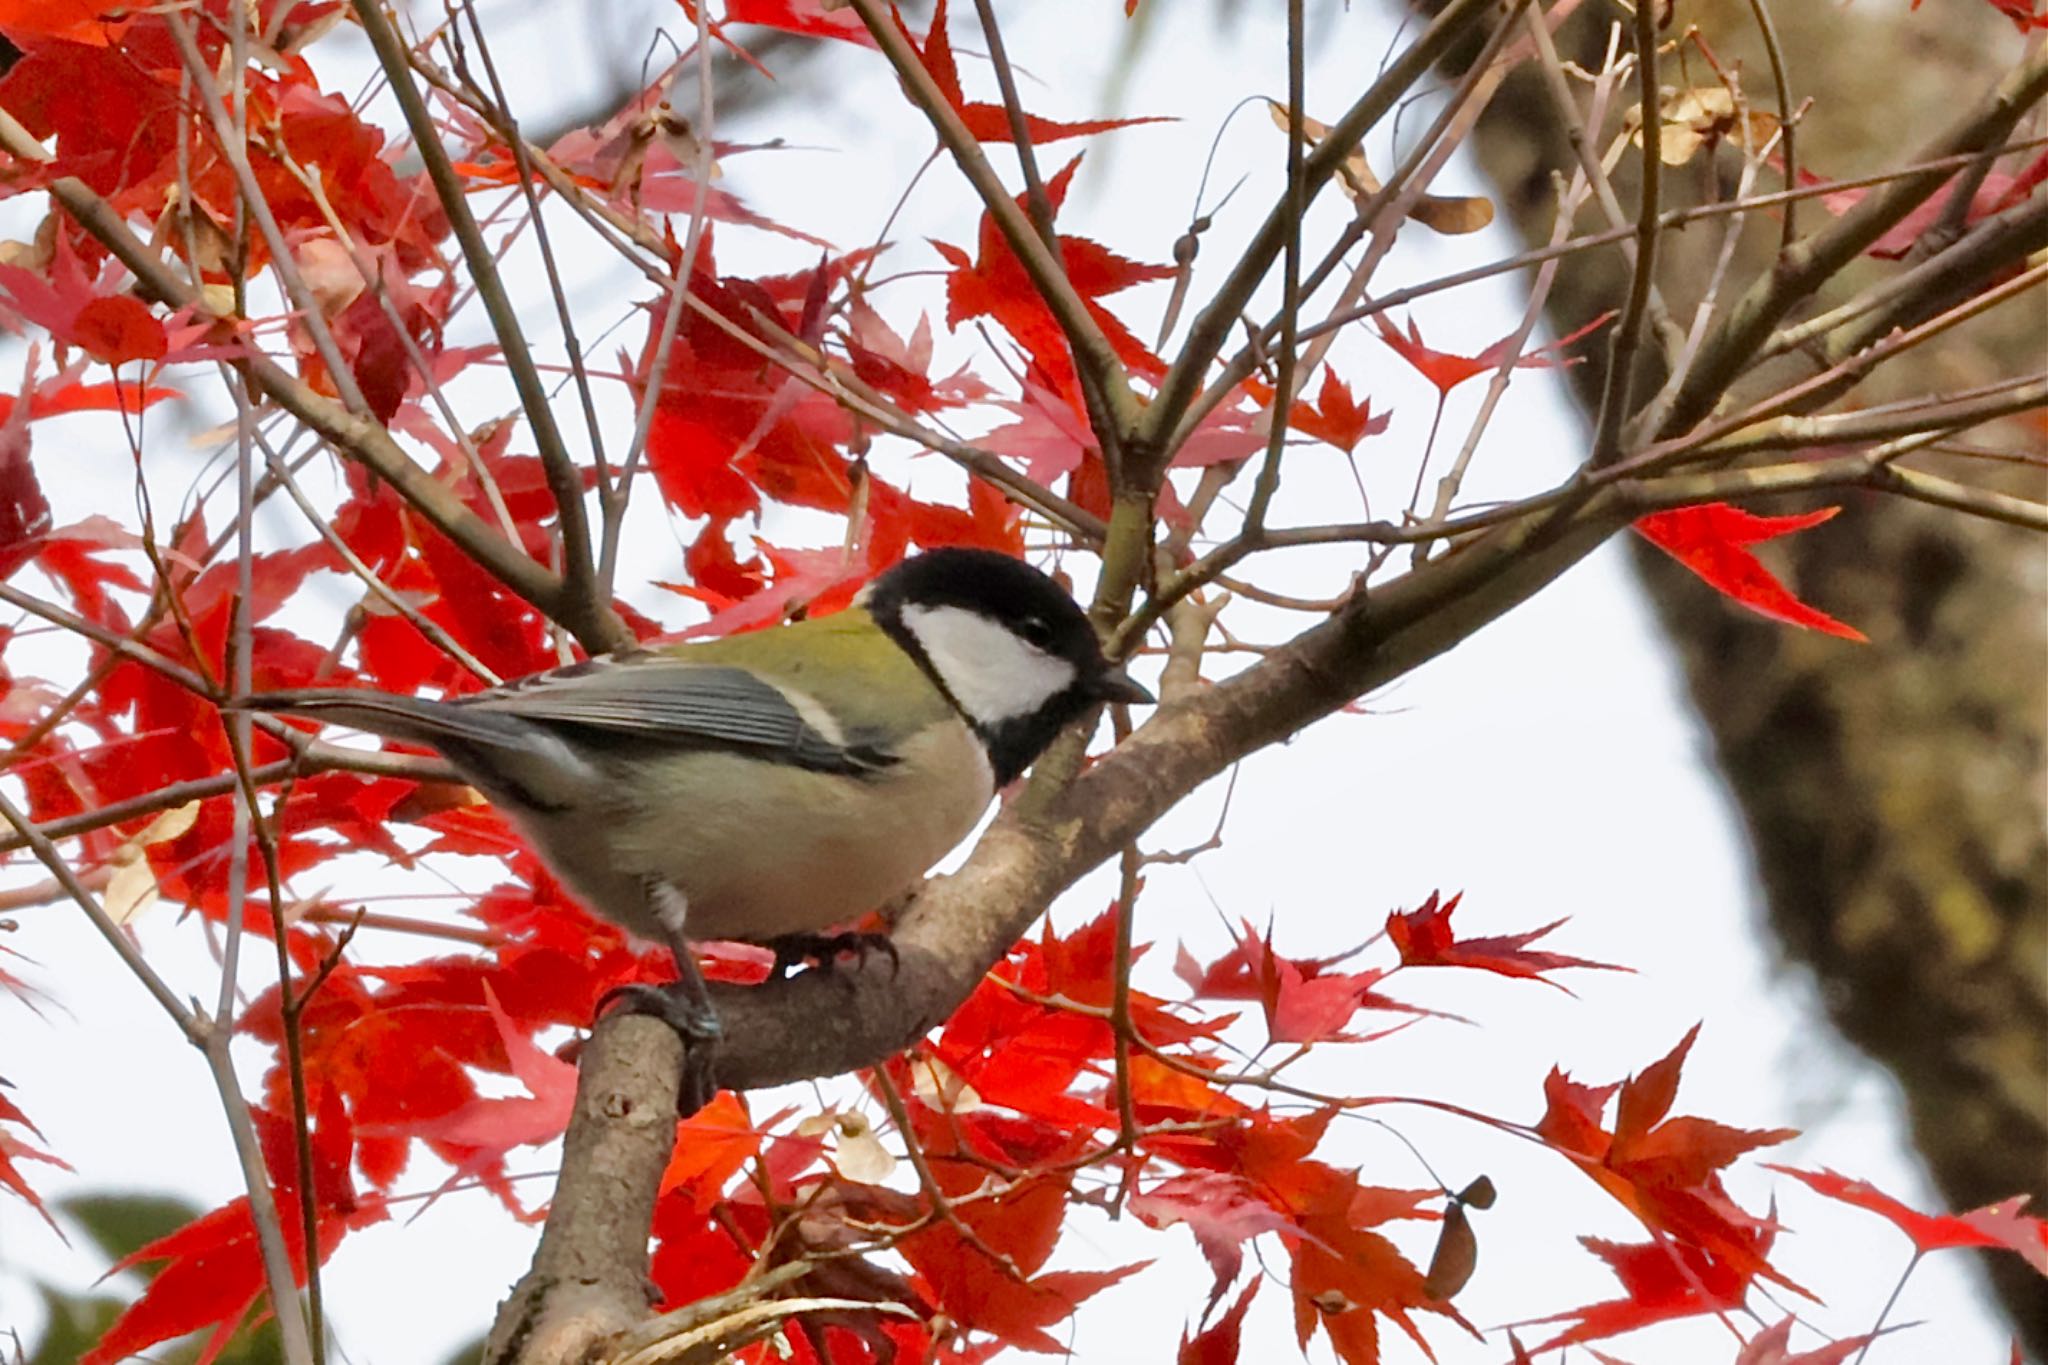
232 688 527 752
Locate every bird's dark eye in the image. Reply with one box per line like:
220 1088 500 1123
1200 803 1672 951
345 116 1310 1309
1018 615 1058 650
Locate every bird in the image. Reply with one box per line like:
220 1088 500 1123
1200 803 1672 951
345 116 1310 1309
237 547 1153 1108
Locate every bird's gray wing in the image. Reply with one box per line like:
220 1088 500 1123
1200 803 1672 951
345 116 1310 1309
457 656 894 774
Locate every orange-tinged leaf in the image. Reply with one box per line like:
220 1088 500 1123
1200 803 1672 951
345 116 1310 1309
1635 503 1865 640
903 1172 1146 1350
1613 1023 1698 1148
1288 1189 1449 1365
660 1091 766 1209
1375 311 1610 396
1293 370 1389 453
1513 1235 1758 1351
935 152 1174 403
1536 1030 1799 1297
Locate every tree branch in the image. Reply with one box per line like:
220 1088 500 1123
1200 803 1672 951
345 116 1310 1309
1139 0 1499 476
846 0 1143 460
1657 45 2048 437
346 0 628 654
0 111 579 631
490 478 1638 1361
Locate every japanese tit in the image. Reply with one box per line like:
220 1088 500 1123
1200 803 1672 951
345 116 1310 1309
240 548 1151 1103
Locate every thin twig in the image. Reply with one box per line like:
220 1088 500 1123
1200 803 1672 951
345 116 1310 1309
1140 0 1500 473
846 0 1142 454
1741 0 1798 253
1661 46 2048 435
1243 0 1308 540
1589 0 1662 467
346 0 625 652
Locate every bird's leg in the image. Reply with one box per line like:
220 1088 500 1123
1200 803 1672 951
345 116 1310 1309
766 929 900 981
599 878 721 1115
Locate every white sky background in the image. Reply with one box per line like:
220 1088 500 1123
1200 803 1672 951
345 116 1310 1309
0 2 2022 1363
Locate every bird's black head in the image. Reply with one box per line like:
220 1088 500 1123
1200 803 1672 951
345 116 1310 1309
865 548 1152 784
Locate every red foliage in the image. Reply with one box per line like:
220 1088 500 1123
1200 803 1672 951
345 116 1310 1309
82 1096 386 1365
1767 1165 2048 1272
1532 1025 1803 1331
932 153 1174 414
900 0 1171 147
0 1089 67 1231
1374 312 1610 396
0 5 2032 1364
1635 503 1866 641
1386 890 1625 989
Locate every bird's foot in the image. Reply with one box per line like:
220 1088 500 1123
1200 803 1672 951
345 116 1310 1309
598 980 722 1115
767 930 900 982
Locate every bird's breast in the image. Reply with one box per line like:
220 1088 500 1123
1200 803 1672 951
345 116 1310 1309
512 717 996 943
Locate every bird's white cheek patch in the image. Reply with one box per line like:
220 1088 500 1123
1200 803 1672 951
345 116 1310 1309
900 604 1078 725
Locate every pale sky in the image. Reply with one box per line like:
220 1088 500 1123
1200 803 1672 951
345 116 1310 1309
0 4 2018 1363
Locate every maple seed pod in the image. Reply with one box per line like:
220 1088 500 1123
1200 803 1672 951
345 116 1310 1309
1422 1201 1478 1301
1457 1175 1497 1210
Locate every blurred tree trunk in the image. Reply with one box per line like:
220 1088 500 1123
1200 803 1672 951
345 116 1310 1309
1416 0 2046 1347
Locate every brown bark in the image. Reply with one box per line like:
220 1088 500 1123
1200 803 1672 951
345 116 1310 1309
1427 0 2048 1346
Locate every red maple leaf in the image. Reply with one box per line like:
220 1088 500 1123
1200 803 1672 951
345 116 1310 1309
1731 1316 1885 1365
1386 890 1626 990
1912 0 2046 31
1537 1027 1800 1289
1179 1275 1261 1365
0 377 51 581
1287 1166 1458 1365
399 985 578 1212
1822 148 2048 257
898 1152 1145 1350
1635 503 1865 640
1294 370 1390 453
84 1096 385 1365
72 293 168 364
1174 918 1437 1044
721 0 878 46
0 1092 69 1232
904 0 1170 146
0 0 126 42
1374 311 1611 396
1766 1165 2048 1273
1131 1173 1296 1312
1512 1234 1760 1351
0 226 166 364
933 153 1174 405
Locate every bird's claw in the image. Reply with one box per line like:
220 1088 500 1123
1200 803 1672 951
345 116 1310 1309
767 930 900 982
598 981 723 1115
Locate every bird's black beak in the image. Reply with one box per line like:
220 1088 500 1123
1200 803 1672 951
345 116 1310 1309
1092 664 1155 706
